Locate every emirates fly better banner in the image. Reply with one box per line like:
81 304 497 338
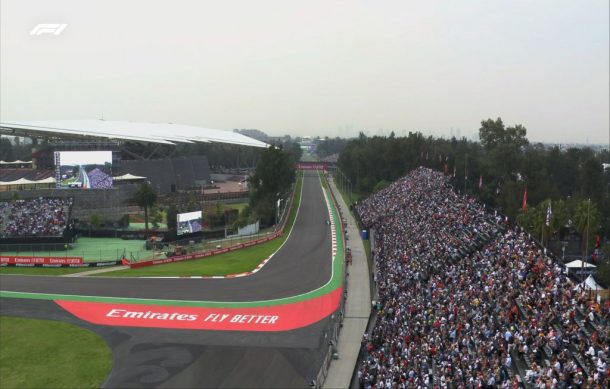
0 256 84 265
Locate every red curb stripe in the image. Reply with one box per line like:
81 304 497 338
55 287 342 332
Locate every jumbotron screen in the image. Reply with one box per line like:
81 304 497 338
177 211 203 235
54 151 113 189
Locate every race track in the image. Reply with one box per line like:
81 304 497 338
0 172 343 388
0 173 332 301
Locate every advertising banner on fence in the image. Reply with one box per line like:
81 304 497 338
55 287 342 332
0 256 84 265
296 162 327 171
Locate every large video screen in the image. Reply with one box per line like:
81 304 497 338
54 151 113 189
177 211 203 235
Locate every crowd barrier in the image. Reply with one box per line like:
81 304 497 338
1 260 122 268
311 172 347 388
1 256 83 265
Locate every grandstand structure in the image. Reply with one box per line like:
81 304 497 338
0 120 268 148
121 156 212 194
0 120 266 244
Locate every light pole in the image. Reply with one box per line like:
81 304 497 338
275 193 281 227
581 198 591 281
464 154 468 193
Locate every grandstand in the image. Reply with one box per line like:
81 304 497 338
0 121 265 253
0 197 74 242
0 167 53 182
355 168 608 388
120 156 211 193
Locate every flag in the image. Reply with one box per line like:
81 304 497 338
522 188 528 210
595 234 600 248
545 202 552 227
479 175 483 190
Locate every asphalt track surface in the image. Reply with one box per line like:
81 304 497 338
0 173 338 388
0 173 332 302
1 297 334 388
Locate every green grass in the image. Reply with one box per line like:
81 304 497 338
0 267 94 275
224 202 249 213
98 174 303 277
0 316 113 388
102 241 285 277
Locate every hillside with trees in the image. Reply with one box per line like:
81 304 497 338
337 118 609 273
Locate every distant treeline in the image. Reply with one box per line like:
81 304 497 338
337 118 609 241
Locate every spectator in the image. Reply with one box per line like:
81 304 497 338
0 197 73 237
355 167 608 388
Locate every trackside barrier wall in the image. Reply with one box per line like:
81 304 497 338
128 174 301 269
1 260 122 268
312 172 347 388
350 228 380 388
1 256 84 265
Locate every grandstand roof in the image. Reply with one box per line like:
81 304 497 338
113 173 146 181
0 160 32 164
0 120 269 148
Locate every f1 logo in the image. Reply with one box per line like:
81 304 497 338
30 24 68 36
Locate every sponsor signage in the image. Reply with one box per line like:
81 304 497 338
56 287 342 331
0 256 84 265
296 162 327 171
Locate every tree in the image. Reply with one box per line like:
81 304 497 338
249 146 296 227
133 182 157 234
479 118 506 151
517 200 553 245
0 137 14 161
479 118 528 151
572 198 601 256
90 213 102 229
316 137 349 158
579 157 603 204
166 204 178 232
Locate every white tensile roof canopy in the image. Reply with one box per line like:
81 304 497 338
113 173 146 181
574 275 604 291
0 120 269 148
564 259 596 268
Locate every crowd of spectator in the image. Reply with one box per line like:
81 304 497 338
0 197 73 237
87 168 113 189
355 167 608 388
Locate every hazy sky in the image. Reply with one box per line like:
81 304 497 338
1 0 608 144
58 150 112 166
